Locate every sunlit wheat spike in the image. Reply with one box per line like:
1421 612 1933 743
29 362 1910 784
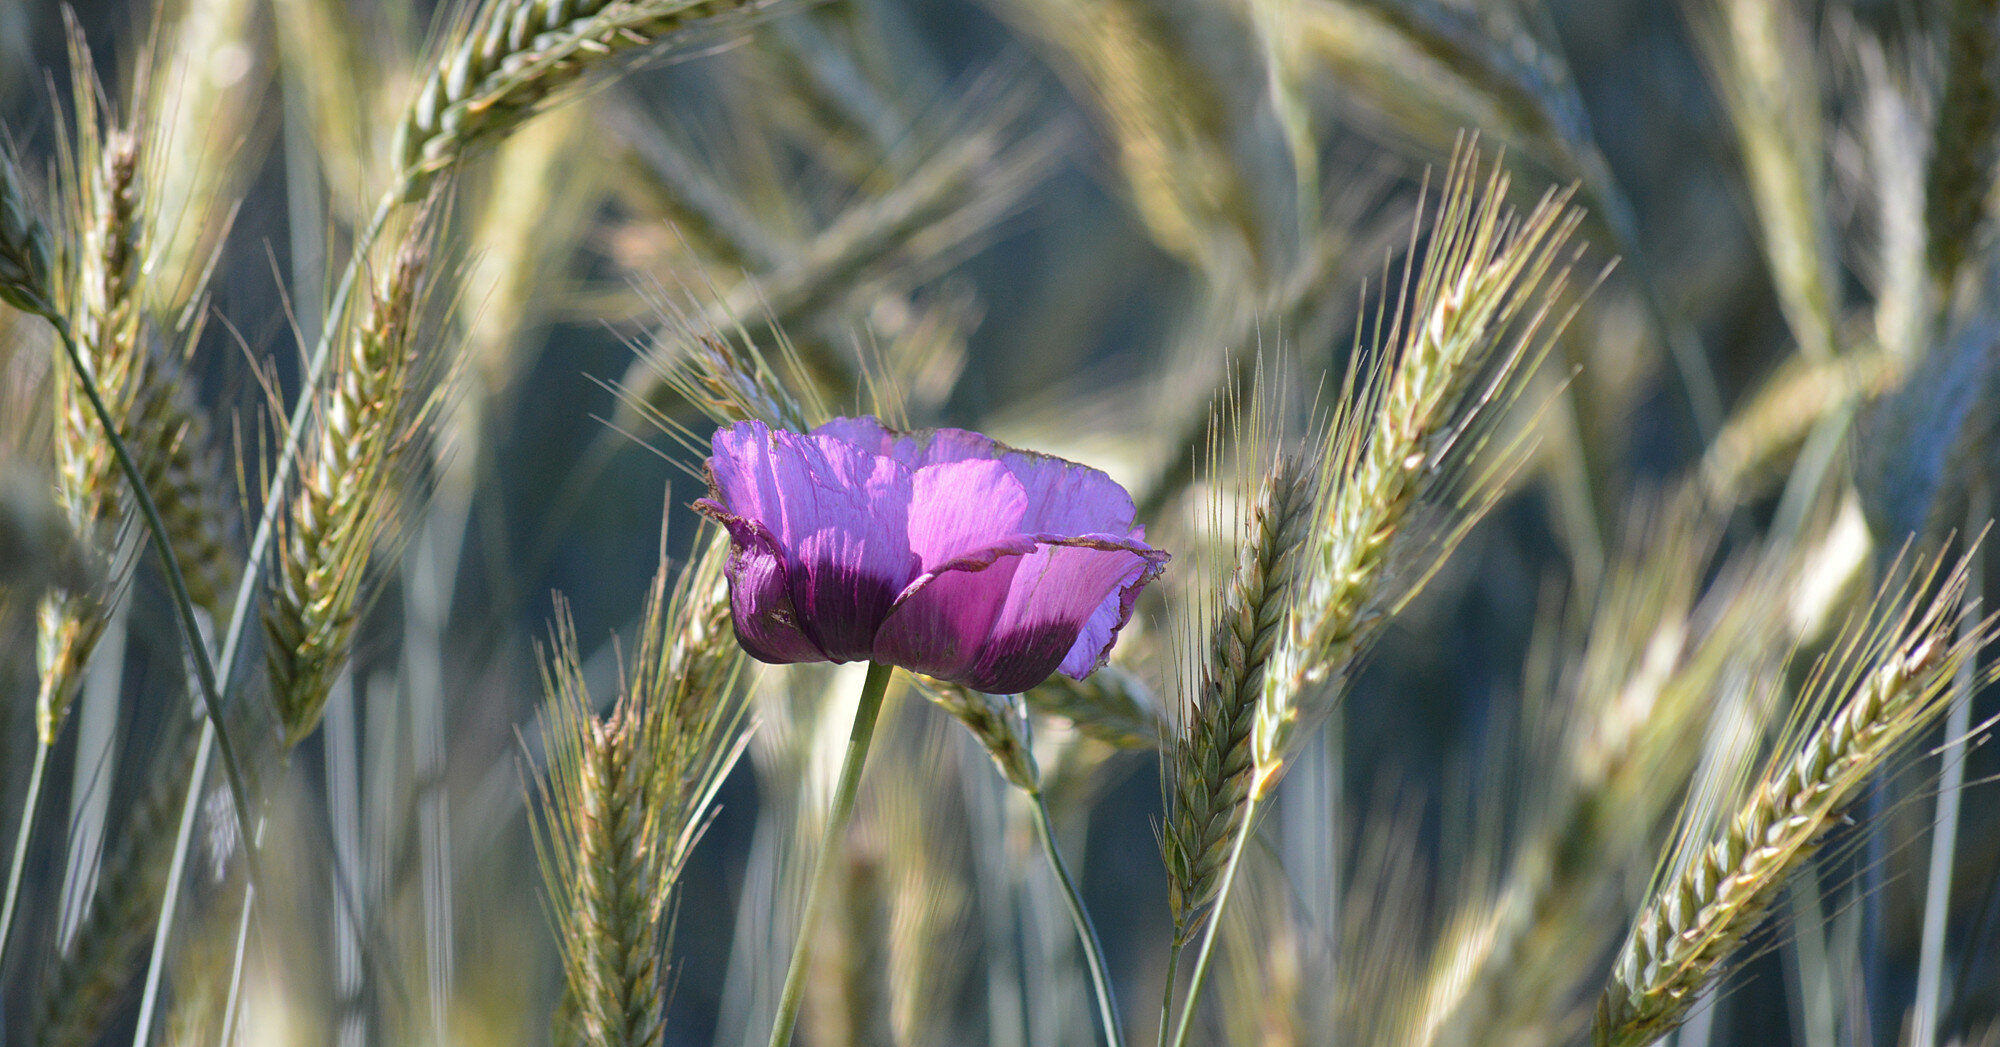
1593 548 1993 1047
1409 488 1850 1047
538 530 748 1047
1253 142 1584 794
36 61 150 744
394 0 769 194
1165 453 1315 943
264 222 436 748
35 720 200 1047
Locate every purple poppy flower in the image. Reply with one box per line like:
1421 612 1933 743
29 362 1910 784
695 416 1168 694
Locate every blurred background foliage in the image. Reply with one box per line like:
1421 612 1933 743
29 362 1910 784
1 0 1998 1044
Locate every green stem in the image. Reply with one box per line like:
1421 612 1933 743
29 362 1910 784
0 738 50 970
1167 796 1259 1047
40 312 256 881
1029 790 1126 1047
1156 940 1182 1047
766 660 894 1047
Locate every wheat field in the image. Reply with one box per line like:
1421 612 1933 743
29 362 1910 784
1 0 1999 1045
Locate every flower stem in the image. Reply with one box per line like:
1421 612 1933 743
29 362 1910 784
1029 789 1126 1047
1167 796 1259 1047
767 660 895 1047
1156 941 1182 1047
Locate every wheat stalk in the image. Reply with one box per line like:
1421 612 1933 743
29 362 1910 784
1254 145 1584 796
1593 550 1991 1047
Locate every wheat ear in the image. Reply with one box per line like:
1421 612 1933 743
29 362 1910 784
538 531 748 1046
1405 491 1844 1047
395 0 768 194
124 331 239 614
1254 144 1583 795
1593 550 1992 1047
1025 664 1162 750
924 683 1040 792
1154 451 1315 1047
263 225 435 748
1164 454 1315 944
36 112 146 743
1690 0 1836 362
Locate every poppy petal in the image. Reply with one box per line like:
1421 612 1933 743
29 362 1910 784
705 420 920 661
